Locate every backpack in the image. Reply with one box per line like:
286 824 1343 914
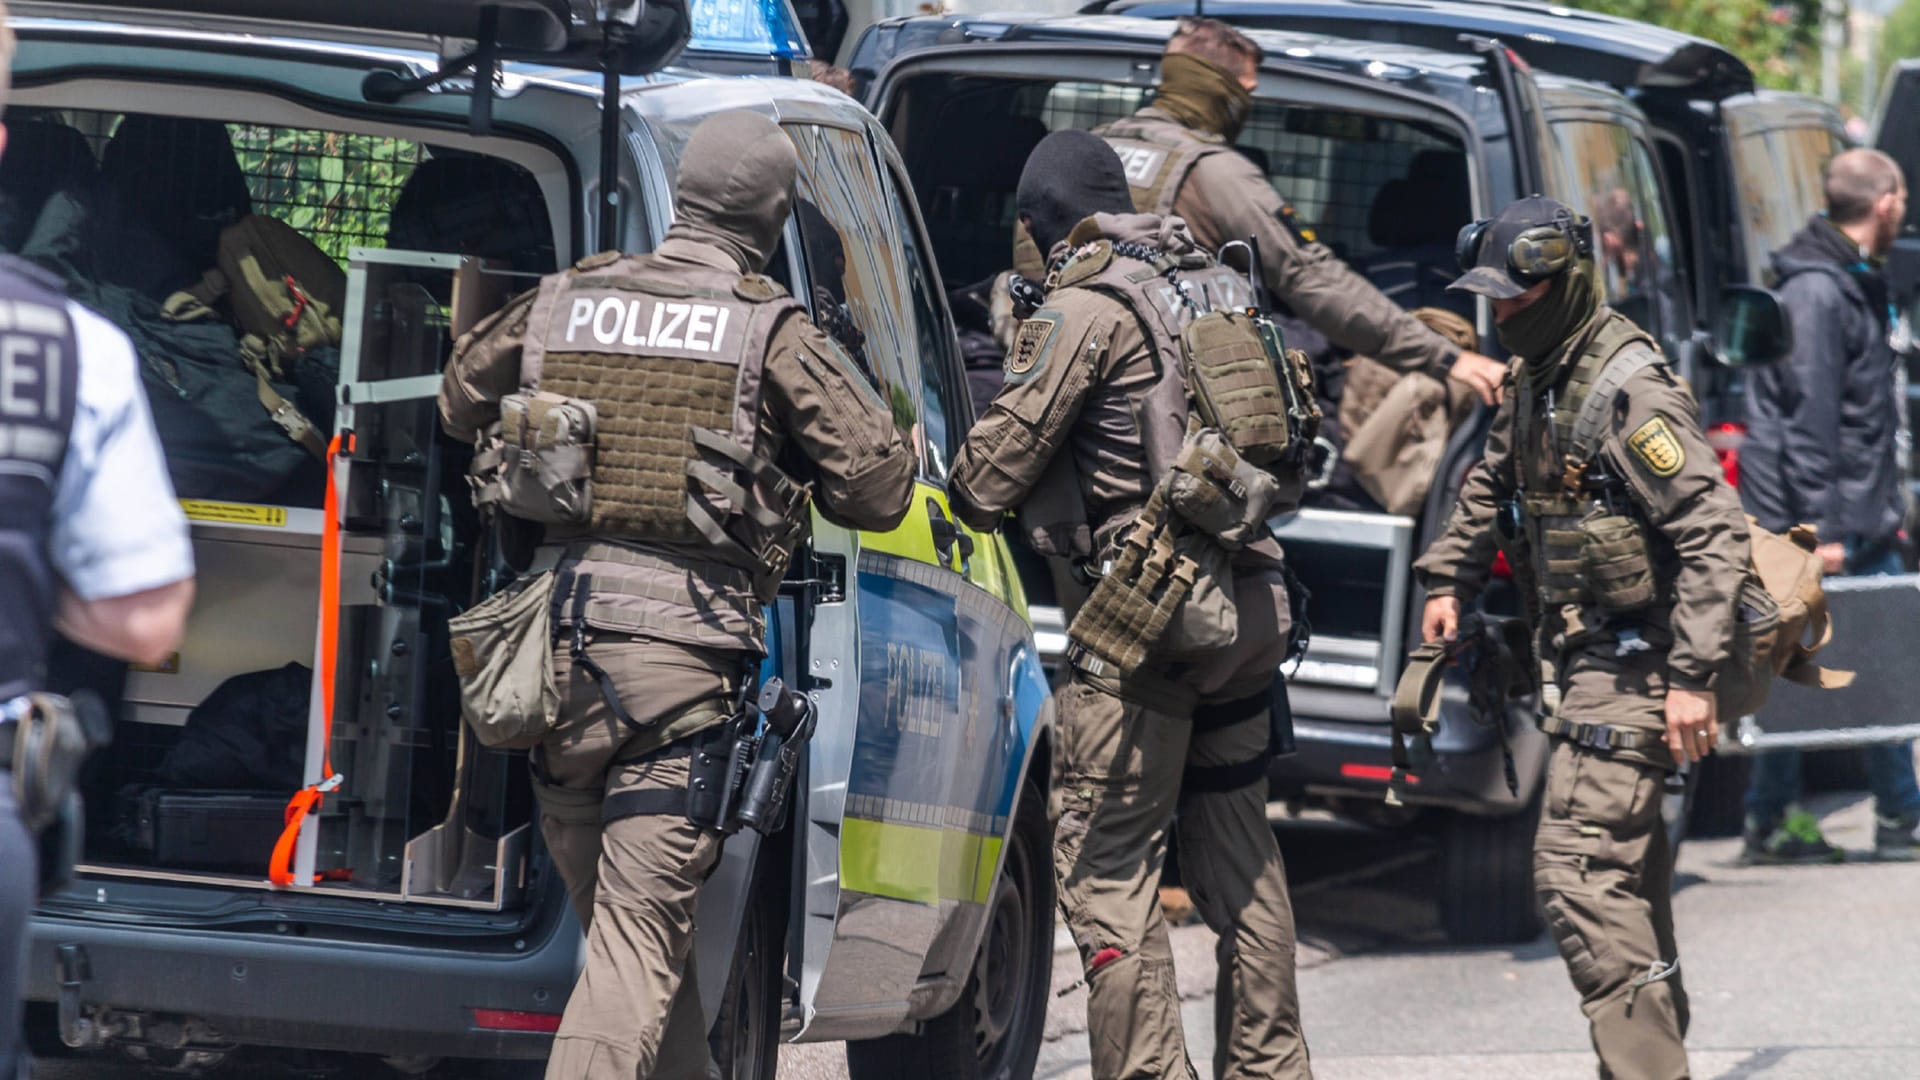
1717 518 1854 718
165 214 347 459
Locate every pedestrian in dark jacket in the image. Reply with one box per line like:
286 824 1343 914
1739 147 1920 864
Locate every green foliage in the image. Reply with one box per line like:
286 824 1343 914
1563 0 1821 90
1884 0 1920 69
227 125 423 265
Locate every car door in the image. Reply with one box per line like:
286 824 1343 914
772 114 1047 1041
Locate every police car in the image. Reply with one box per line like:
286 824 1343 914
14 3 1053 1078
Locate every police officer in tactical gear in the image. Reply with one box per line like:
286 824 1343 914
951 128 1312 1079
439 110 914 1080
0 9 197 1071
1094 16 1509 408
1416 196 1749 1080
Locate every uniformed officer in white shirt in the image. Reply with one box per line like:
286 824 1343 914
0 7 196 1070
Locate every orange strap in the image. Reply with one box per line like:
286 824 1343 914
270 430 354 887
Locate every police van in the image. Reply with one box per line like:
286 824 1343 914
850 9 1811 943
14 3 1054 1078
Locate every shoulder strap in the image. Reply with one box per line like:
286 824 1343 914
1568 345 1662 466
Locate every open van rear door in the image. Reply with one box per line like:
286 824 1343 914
18 0 695 73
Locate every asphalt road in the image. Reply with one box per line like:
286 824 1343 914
32 789 1920 1079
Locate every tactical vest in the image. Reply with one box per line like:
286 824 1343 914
1055 238 1252 484
0 262 81 702
1512 310 1663 612
517 251 810 649
1098 115 1233 219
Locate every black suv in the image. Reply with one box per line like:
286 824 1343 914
851 8 1804 942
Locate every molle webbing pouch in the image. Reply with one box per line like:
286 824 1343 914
447 568 562 750
471 391 597 525
1166 428 1278 550
1527 498 1590 606
1579 509 1655 614
1182 310 1294 468
1068 491 1200 675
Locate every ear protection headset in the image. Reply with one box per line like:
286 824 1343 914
1454 203 1595 281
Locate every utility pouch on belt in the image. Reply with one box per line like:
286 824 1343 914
9 692 111 835
1579 509 1656 614
685 714 747 831
470 391 596 525
448 568 562 750
1167 428 1280 549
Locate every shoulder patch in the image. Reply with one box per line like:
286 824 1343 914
734 274 786 302
1056 242 1115 290
1626 416 1685 478
1007 309 1064 384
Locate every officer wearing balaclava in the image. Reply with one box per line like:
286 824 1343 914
439 110 914 1080
951 129 1315 1079
1415 196 1749 1080
1094 16 1511 409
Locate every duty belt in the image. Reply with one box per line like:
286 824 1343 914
1538 713 1662 753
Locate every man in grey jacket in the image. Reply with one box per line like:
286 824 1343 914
1739 147 1920 863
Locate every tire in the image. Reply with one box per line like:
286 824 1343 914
711 860 787 1080
1688 752 1751 838
1439 795 1544 945
844 779 1054 1080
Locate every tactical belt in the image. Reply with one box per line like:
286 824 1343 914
1538 713 1663 753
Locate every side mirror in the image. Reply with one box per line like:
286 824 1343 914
1713 284 1792 367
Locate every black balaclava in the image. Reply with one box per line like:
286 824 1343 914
1017 130 1137 255
665 111 797 274
1154 52 1253 143
1499 263 1600 383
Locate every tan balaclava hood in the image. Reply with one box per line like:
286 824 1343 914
666 111 798 274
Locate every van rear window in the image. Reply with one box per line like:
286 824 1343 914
891 74 1469 309
0 107 557 509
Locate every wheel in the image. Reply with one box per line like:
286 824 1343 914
711 858 787 1080
1439 795 1544 945
1688 752 1751 838
844 779 1054 1080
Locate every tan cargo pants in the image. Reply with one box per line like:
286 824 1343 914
1056 542 1311 1079
534 632 740 1080
1535 645 1689 1080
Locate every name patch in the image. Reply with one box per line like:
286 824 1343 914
1626 416 1684 478
548 289 741 361
1113 145 1167 187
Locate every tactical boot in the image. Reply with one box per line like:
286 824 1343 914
1873 814 1920 861
1741 808 1844 865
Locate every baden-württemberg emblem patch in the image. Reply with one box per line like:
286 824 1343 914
1007 309 1062 383
1626 416 1684 478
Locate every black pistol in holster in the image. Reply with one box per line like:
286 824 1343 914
1386 612 1532 807
685 674 816 836
6 690 113 896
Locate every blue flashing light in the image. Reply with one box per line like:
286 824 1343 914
688 0 813 60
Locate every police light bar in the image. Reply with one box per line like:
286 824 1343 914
687 0 811 59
